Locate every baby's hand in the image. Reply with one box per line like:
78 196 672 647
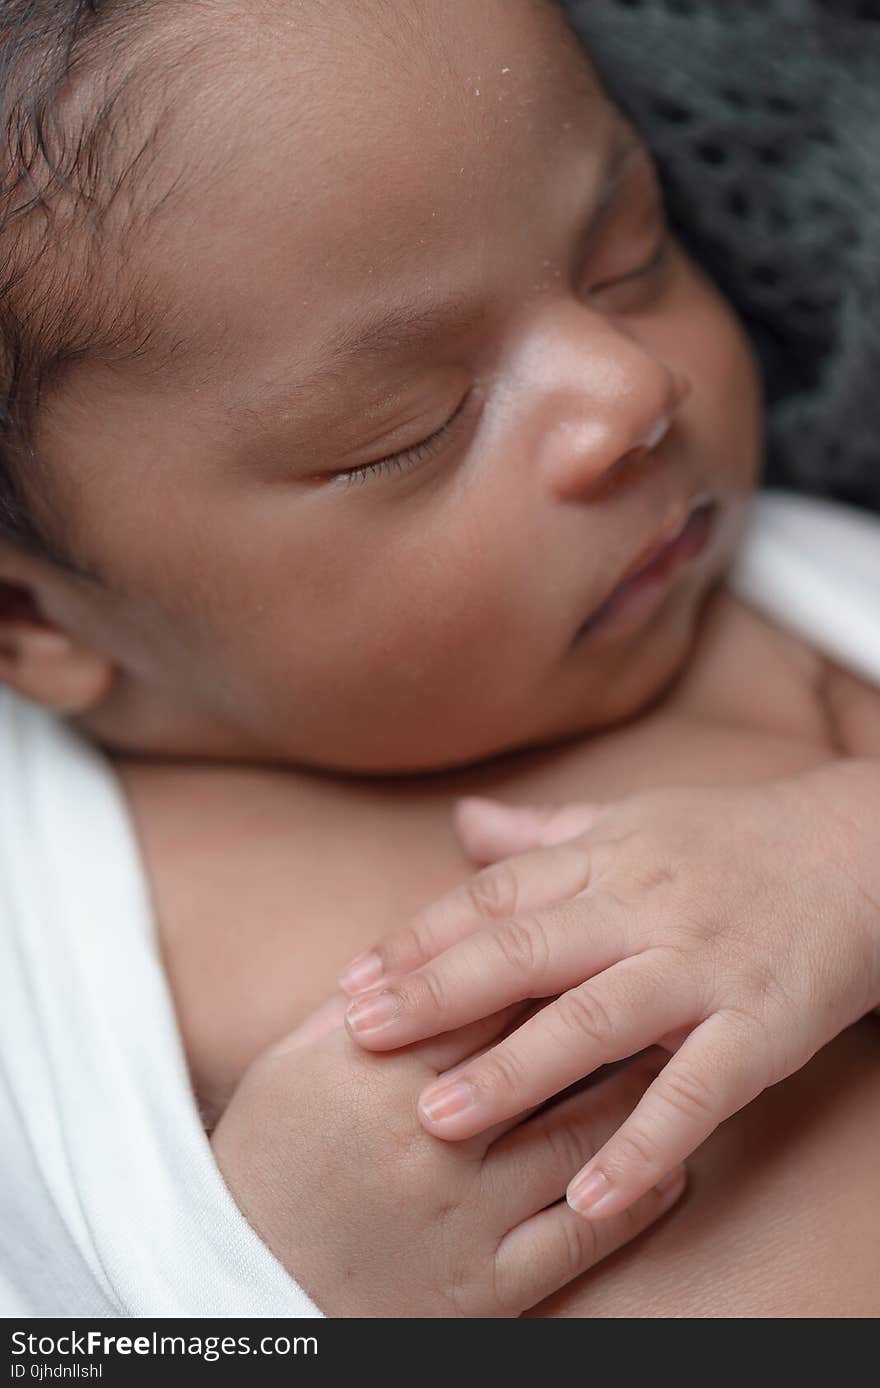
211 1001 685 1317
340 776 880 1222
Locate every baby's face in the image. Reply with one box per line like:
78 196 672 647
39 0 761 773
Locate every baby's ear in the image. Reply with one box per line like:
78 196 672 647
0 551 114 713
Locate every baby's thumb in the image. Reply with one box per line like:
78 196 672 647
453 796 602 863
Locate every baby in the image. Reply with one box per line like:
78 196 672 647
1 0 879 1317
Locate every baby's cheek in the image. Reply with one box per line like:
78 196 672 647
681 276 764 491
717 322 763 481
372 587 507 699
359 524 513 678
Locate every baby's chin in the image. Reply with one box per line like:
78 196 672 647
523 573 723 754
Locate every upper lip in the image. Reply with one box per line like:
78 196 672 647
580 492 714 631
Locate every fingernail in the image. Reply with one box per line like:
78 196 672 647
338 951 384 995
345 990 400 1034
457 796 531 826
419 1079 477 1124
567 1169 613 1215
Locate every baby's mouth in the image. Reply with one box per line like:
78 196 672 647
576 494 718 640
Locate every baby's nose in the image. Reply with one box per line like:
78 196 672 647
546 362 692 503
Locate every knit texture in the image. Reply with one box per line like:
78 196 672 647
563 0 880 511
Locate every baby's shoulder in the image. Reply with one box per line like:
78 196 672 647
674 586 880 756
665 587 835 748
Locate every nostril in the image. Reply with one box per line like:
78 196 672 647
587 441 652 502
617 445 650 470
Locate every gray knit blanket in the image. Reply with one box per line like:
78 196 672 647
563 0 880 512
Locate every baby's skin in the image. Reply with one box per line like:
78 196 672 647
121 588 880 1316
1 0 878 1316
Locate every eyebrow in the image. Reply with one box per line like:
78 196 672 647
237 119 642 428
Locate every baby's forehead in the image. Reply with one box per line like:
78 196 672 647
178 6 602 238
171 0 606 179
71 0 611 401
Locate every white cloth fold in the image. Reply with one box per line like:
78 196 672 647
728 491 880 686
0 690 322 1318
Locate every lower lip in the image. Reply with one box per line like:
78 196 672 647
577 498 717 640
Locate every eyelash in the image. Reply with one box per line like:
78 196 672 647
333 388 476 489
334 228 671 489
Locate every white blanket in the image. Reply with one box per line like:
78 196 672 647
728 491 880 685
0 691 322 1317
0 491 876 1318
